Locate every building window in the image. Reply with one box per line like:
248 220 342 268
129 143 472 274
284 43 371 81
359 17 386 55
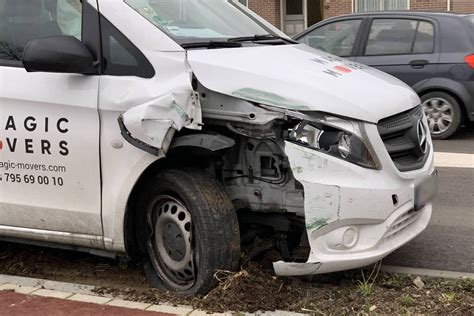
237 0 248 6
354 0 409 12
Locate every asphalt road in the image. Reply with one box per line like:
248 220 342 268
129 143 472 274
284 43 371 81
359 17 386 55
384 123 474 273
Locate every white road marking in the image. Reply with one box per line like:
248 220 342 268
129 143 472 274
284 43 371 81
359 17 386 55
434 152 474 168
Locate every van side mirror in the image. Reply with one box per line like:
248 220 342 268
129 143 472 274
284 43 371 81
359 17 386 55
23 36 96 75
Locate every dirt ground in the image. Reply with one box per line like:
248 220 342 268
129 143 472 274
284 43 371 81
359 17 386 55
0 241 472 314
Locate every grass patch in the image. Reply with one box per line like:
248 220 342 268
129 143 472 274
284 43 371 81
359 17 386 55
440 292 456 303
356 261 381 297
398 294 415 307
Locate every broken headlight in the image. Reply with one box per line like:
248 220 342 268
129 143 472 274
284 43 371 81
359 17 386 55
285 115 380 169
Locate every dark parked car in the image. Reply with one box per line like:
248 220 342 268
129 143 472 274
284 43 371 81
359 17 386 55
295 12 474 139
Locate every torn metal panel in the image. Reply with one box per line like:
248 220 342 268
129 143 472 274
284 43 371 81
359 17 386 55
271 141 342 276
285 142 342 234
198 87 285 125
301 184 340 230
120 91 203 155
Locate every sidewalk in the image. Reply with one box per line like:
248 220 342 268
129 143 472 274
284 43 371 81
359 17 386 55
0 290 170 316
0 275 205 316
0 274 303 316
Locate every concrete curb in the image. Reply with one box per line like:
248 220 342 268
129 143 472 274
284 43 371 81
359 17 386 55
0 274 305 315
381 265 474 280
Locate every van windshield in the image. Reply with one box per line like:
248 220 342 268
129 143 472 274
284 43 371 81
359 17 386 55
124 0 278 45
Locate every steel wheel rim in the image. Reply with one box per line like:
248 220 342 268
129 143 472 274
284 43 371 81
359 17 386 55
147 195 195 289
422 97 454 135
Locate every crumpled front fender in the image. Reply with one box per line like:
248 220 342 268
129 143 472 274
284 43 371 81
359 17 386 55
119 91 202 156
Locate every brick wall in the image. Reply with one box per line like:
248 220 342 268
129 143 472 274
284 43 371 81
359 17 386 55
451 0 474 13
323 0 352 18
411 0 447 11
248 0 281 29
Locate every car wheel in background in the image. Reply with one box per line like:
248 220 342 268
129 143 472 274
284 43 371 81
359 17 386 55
421 91 463 140
138 169 240 295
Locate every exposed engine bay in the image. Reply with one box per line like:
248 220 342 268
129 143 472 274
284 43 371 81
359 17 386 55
157 85 310 262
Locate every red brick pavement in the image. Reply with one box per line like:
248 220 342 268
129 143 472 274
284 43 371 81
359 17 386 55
0 290 173 316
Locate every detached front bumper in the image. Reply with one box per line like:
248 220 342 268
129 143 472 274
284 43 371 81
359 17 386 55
274 141 434 276
274 203 432 275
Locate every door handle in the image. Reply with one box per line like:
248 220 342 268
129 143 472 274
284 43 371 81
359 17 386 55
410 60 429 69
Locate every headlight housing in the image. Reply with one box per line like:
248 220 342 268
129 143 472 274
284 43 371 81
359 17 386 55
284 114 381 169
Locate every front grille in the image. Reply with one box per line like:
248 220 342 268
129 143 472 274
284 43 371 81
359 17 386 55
383 209 420 241
378 106 430 172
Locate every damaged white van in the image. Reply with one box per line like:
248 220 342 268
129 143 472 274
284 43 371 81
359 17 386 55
0 0 436 295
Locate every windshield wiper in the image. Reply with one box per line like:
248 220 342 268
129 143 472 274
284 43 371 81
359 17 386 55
181 41 242 49
227 34 297 44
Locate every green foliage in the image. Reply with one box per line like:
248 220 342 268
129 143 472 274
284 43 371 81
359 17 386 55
356 261 382 298
362 303 371 312
357 279 373 297
440 292 456 303
398 294 415 307
459 278 474 292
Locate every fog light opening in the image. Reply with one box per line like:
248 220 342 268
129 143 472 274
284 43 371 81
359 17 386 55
342 227 358 248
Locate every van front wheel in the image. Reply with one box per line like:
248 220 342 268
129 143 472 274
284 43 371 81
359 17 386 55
140 169 240 295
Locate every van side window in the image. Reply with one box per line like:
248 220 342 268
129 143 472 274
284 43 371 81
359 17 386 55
0 0 82 64
100 16 155 78
365 19 434 56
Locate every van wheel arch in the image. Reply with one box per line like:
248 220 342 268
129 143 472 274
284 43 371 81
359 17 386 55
125 166 240 294
123 142 233 256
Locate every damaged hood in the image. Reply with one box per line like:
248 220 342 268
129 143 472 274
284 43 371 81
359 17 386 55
187 44 420 123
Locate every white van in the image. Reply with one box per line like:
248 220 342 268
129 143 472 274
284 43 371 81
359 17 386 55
0 0 436 295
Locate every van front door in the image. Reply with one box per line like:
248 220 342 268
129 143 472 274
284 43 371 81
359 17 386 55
0 0 103 246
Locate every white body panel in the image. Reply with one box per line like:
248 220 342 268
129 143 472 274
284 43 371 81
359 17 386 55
0 0 434 277
99 52 196 251
0 68 102 238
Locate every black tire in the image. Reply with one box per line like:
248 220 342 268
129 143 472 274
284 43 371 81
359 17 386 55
136 168 240 296
421 91 463 140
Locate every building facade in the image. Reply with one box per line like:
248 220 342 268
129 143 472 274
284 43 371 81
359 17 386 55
239 0 474 35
